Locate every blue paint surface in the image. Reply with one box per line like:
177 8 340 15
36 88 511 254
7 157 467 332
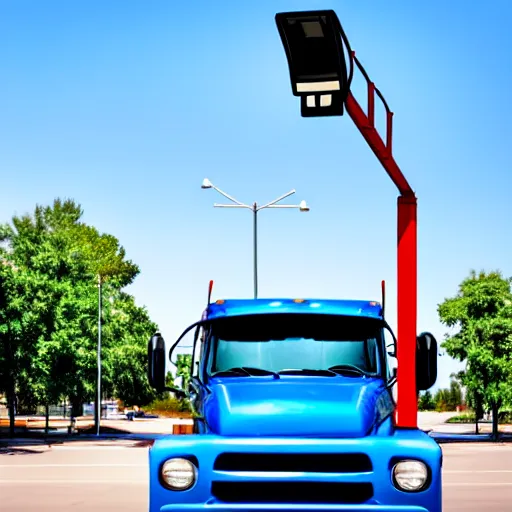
149 429 442 512
206 299 383 321
203 376 384 438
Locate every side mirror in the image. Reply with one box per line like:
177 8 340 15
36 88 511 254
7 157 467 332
416 332 437 391
148 332 166 392
148 332 188 399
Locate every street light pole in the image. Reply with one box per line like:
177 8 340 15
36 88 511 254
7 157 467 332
201 179 309 299
96 275 102 436
252 202 258 298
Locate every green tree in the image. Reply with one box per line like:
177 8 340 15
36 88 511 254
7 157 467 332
433 388 450 412
418 390 436 411
448 379 463 410
176 354 192 390
0 261 22 435
438 270 512 440
102 291 158 406
0 231 69 434
0 198 158 431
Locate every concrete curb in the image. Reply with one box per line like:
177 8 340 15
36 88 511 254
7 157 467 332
0 432 166 447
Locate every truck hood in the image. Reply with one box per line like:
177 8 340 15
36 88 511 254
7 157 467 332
204 377 388 438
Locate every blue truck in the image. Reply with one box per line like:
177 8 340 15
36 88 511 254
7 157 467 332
147 296 441 512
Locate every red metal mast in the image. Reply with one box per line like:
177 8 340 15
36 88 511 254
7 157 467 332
345 52 417 428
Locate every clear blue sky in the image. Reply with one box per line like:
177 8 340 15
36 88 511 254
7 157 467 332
1 1 511 390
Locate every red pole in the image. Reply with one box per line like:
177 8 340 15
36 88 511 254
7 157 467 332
396 194 417 428
345 87 418 428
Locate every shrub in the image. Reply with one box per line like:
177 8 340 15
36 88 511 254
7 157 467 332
447 414 476 423
143 396 192 418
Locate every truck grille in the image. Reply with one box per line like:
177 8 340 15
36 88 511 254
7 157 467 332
211 481 374 504
214 452 373 473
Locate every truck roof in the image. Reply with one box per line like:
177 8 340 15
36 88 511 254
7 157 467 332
204 298 383 321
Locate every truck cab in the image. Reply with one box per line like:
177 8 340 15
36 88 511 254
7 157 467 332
148 298 441 512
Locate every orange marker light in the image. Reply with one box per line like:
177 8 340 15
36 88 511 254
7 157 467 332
293 299 306 303
216 299 225 305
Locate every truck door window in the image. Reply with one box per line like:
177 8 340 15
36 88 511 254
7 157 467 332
171 325 198 388
192 326 207 379
384 327 397 382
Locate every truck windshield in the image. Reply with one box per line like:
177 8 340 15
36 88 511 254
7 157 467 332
208 313 383 377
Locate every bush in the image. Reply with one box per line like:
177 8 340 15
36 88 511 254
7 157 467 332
498 410 512 423
448 411 512 424
143 396 192 418
447 413 476 423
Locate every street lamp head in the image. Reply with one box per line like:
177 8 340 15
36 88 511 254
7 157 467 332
201 178 213 189
299 200 310 212
275 10 350 117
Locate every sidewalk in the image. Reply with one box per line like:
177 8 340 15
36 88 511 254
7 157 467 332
0 416 194 447
3 413 512 447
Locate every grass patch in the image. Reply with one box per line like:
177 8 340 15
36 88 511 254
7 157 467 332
447 414 476 423
447 411 512 424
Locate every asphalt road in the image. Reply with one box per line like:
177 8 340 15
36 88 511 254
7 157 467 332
1 440 511 511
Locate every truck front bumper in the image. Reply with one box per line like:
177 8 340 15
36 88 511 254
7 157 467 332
149 431 442 512
159 504 431 512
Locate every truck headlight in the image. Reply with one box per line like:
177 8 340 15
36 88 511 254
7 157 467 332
392 460 429 492
161 458 197 490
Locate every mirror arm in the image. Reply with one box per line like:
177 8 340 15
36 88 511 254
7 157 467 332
386 378 397 390
386 367 397 389
160 386 188 399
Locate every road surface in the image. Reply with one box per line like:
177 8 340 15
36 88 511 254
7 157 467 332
418 411 460 431
1 440 511 511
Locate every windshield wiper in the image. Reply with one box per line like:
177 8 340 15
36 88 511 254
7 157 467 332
278 368 337 377
328 364 370 377
211 367 280 378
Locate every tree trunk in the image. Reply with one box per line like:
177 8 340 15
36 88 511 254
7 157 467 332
474 394 483 435
4 332 16 437
6 380 15 438
491 401 500 442
45 404 49 435
70 397 82 418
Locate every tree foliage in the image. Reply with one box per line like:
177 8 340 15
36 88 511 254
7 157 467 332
0 198 158 433
176 354 192 390
438 270 512 439
418 390 436 411
418 379 463 412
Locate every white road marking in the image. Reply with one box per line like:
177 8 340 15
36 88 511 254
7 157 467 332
444 482 512 487
2 465 511 473
442 445 512 451
48 445 138 450
444 470 512 473
1 480 510 487
0 463 146 468
0 479 147 484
